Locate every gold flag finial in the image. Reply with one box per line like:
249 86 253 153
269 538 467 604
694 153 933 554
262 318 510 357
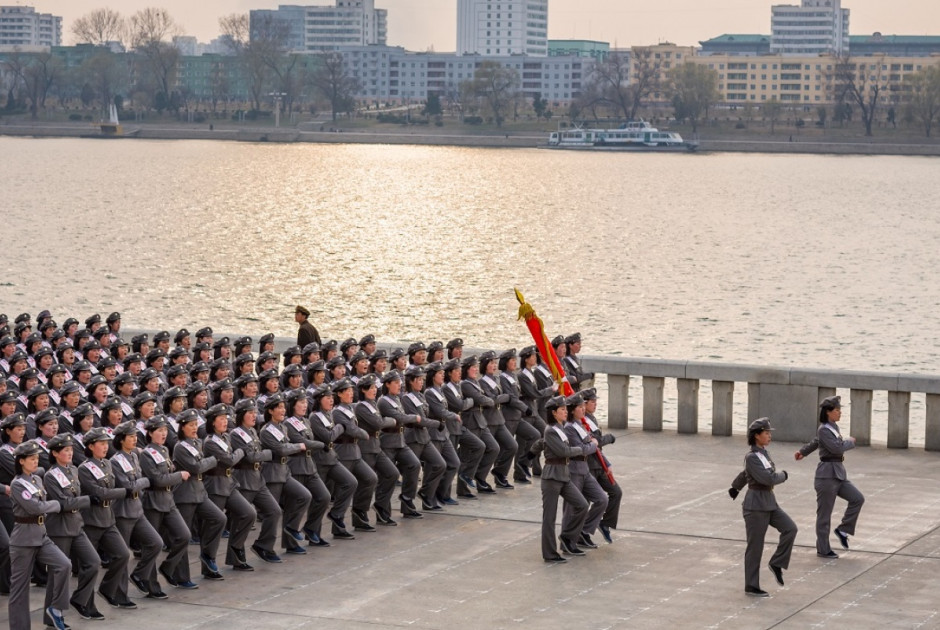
514 288 534 320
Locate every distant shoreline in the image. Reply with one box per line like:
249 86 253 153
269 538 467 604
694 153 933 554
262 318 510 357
3 121 940 156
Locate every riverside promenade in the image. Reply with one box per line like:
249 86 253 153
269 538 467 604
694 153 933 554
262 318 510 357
6 429 938 630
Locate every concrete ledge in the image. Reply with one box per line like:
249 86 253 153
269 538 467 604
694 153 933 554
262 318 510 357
790 367 900 390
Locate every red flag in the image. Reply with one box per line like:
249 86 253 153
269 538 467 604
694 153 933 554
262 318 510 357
515 289 614 484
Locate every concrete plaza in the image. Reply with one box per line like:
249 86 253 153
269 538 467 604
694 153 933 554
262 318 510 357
6 428 940 629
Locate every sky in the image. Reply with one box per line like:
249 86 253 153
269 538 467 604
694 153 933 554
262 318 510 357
38 0 940 50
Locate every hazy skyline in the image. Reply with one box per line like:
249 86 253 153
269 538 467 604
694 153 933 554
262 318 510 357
40 0 940 50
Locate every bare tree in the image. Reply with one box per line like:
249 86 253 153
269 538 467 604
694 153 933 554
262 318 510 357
2 51 63 119
220 13 289 112
832 55 892 137
903 66 940 138
79 49 129 110
584 51 631 120
310 52 360 121
464 60 519 127
667 63 718 133
129 8 181 106
762 98 782 134
72 8 126 47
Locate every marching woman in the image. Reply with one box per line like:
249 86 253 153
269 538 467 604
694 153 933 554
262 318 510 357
400 367 446 511
42 434 100 620
8 440 73 630
140 417 196 590
172 409 227 583
377 371 423 518
441 359 483 500
353 375 400 525
307 385 357 539
201 404 257 571
795 395 864 558
228 399 283 563
459 357 499 494
581 388 621 544
420 363 461 507
281 389 331 545
498 349 541 485
78 427 136 609
561 393 608 550
743 418 796 596
258 393 312 555
477 351 517 490
330 379 378 530
539 396 591 563
110 422 165 599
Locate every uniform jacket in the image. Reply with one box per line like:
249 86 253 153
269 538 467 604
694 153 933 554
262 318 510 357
459 379 493 430
742 445 788 511
202 432 245 497
78 457 126 528
562 421 594 475
308 411 343 467
377 394 418 449
541 425 592 482
423 386 454 442
172 438 218 504
297 320 321 348
401 391 439 445
354 399 395 454
110 450 151 519
258 420 304 483
799 422 855 481
282 415 324 475
583 412 614 473
140 442 185 512
479 375 510 427
442 382 472 435
42 463 91 537
499 371 531 423
332 404 369 461
10 473 62 546
228 425 273 493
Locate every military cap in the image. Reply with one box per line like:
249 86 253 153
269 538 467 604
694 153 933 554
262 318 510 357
132 391 158 408
404 365 425 379
331 377 353 392
380 371 401 384
349 351 368 365
166 364 188 380
427 340 444 354
71 360 92 373
460 355 478 368
0 390 15 405
425 361 444 375
177 408 200 425
284 388 305 404
84 314 101 327
46 363 68 378
369 349 388 362
234 335 252 347
83 339 102 351
210 378 234 391
820 395 841 410
321 339 338 350
499 348 517 360
0 335 14 348
259 333 275 346
407 341 426 356
564 332 582 344
446 338 464 350
92 328 110 340
256 351 277 365
359 334 376 347
34 408 59 426
174 329 191 344
50 329 67 342
326 356 345 370
389 347 407 361
168 346 189 360
309 384 332 399
263 392 286 409
36 309 51 321
1 413 27 429
205 403 229 421
138 367 159 383
258 369 278 383
83 427 112 445
0 314 6 325
112 372 137 388
100 397 122 413
145 416 169 432
14 440 42 458
748 417 775 433
306 360 327 373
340 337 358 352
581 387 598 401
72 402 94 418
210 358 230 370
186 381 207 396
189 361 210 374
145 348 166 363
97 356 117 369
565 392 584 408
295 305 310 317
131 333 148 344
550 335 565 348
545 395 567 411
27 383 50 399
39 319 57 332
112 421 138 438
47 433 74 451
192 341 211 355
163 386 186 400
283 345 302 360
283 363 303 377
123 352 144 367
59 381 82 396
62 317 79 330
357 374 378 390
302 342 320 356
13 322 31 336
443 358 461 373
234 373 259 388
196 327 213 338
153 331 171 343
479 350 498 364
14 313 31 325
86 374 107 391
518 346 537 360
103 311 120 325
111 337 128 349
213 337 230 349
234 398 257 415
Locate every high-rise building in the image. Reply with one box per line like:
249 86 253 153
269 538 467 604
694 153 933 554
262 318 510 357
457 0 548 56
0 5 61 48
770 0 849 56
250 2 387 53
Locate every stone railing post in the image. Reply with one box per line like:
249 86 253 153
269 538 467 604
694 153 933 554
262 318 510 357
677 378 699 434
887 391 910 449
926 394 940 452
643 376 664 432
712 381 734 436
850 389 872 446
607 374 630 430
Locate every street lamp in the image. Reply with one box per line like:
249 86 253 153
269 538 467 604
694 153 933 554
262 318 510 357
268 92 287 128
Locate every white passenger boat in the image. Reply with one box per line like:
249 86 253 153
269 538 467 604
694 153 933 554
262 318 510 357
546 121 697 152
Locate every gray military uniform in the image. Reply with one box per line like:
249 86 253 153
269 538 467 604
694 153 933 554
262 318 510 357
442 381 484 496
139 442 192 584
424 386 461 502
78 456 132 600
459 379 499 484
401 391 446 506
228 425 281 552
308 411 357 534
332 404 378 522
354 399 400 516
203 432 257 565
258 420 312 548
281 415 331 539
500 371 541 481
742 445 797 590
43 464 97 612
172 437 226 580
111 449 163 591
540 425 589 560
562 421 608 537
377 394 422 509
478 375 518 480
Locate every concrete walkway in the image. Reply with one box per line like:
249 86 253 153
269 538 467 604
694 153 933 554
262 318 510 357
5 429 940 629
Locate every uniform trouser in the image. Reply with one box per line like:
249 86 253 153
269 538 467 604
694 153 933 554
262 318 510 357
489 424 519 478
814 477 865 554
10 538 70 630
527 415 547 474
338 459 378 520
116 516 163 588
408 441 446 506
144 507 190 582
49 533 99 610
236 487 281 551
593 470 623 529
208 491 257 565
468 426 499 482
431 439 459 501
84 524 130 599
509 419 541 480
382 446 421 507
318 463 357 528
0 504 12 593
566 471 609 536
267 478 312 548
453 431 485 495
291 473 331 538
363 451 399 515
175 499 226 579
743 507 797 590
541 478 588 560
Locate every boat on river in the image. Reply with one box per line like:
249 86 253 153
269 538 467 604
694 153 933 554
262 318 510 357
80 103 139 138
546 121 697 152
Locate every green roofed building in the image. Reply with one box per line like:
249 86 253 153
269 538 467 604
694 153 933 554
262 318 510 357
701 33 940 57
548 39 610 62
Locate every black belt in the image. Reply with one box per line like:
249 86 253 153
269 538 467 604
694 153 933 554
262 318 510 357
206 468 233 477
236 462 261 471
336 436 358 444
545 457 569 465
382 427 404 434
821 456 844 462
748 483 773 491
570 456 586 462
16 515 45 525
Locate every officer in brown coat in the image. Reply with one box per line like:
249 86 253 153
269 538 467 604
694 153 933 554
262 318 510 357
295 306 321 348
